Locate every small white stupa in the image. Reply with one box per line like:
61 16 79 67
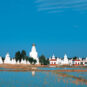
56 57 62 65
21 59 24 64
23 60 27 64
29 44 39 64
86 57 87 60
26 61 30 64
0 56 3 64
62 54 69 65
52 54 55 59
11 59 16 64
4 53 11 64
16 60 20 64
21 59 26 64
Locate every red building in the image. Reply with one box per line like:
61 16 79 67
73 59 81 66
49 55 57 66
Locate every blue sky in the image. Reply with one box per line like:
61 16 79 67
0 0 87 58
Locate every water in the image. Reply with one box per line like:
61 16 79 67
64 72 87 79
0 71 87 87
38 67 86 70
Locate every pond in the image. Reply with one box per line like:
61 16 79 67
0 71 87 87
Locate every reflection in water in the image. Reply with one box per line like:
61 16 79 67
32 71 35 76
58 78 60 82
0 71 86 87
63 79 65 83
56 72 87 85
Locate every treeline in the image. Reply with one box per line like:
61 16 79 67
15 50 49 65
15 50 28 62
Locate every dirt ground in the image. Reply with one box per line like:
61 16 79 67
0 64 87 72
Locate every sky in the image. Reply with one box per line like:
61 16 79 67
0 0 87 58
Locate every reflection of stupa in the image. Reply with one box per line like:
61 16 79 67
32 71 35 76
29 44 39 64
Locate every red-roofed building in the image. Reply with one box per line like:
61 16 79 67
49 54 57 66
73 59 81 66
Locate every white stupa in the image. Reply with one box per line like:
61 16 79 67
26 61 30 64
21 59 26 64
86 57 87 60
29 44 39 64
52 54 55 59
62 54 69 65
4 53 11 64
23 60 27 64
16 60 20 64
0 56 3 64
56 58 62 65
11 59 16 64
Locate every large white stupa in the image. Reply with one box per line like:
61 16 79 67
29 44 39 64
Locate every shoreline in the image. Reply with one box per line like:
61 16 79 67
0 64 87 72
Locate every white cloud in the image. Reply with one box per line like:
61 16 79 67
35 0 87 13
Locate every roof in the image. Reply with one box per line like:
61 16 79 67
50 59 57 61
73 59 80 61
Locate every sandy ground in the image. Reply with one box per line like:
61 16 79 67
0 64 87 72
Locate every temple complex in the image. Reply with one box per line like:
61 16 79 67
0 44 87 66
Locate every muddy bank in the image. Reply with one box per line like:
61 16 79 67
52 69 87 72
0 64 87 72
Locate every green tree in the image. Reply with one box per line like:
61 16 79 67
29 57 34 64
39 55 46 65
15 51 21 62
33 59 37 64
39 55 49 65
2 57 5 62
73 56 78 60
25 56 29 61
21 50 26 60
46 58 49 65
